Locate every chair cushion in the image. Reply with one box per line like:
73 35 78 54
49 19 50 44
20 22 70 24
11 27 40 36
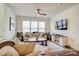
12 37 22 44
0 46 19 56
14 42 36 56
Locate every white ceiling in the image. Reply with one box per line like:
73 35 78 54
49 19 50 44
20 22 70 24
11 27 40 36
8 3 78 18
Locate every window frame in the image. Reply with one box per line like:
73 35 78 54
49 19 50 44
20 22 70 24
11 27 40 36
22 20 45 33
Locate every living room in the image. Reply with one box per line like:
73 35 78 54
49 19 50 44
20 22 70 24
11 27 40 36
0 3 79 56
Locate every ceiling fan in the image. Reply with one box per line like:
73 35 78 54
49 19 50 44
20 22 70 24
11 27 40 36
36 9 47 16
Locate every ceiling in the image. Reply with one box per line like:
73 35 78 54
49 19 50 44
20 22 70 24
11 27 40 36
8 3 78 18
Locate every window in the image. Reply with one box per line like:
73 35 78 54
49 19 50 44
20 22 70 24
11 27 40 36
39 22 45 32
23 21 45 33
31 21 38 32
23 21 30 33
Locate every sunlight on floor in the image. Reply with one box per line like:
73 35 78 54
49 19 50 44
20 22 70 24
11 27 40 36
34 41 65 52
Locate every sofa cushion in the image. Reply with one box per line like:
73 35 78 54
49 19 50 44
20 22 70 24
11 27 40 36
0 46 19 56
14 42 36 56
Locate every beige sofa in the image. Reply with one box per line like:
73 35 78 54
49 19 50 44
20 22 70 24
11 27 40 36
0 37 40 56
23 32 47 41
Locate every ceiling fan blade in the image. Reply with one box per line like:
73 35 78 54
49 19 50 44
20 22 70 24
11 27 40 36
36 9 47 16
39 13 47 16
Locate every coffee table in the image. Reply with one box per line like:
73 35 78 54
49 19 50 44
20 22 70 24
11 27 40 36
25 37 47 46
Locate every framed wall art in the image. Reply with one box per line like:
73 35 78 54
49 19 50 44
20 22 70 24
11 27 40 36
9 17 14 31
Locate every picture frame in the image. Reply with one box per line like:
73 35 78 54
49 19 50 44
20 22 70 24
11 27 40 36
55 19 67 30
9 17 14 31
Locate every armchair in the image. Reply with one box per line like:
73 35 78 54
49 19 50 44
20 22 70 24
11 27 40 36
0 37 40 56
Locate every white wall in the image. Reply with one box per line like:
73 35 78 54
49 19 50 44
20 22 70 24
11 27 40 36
4 4 16 40
0 4 5 36
0 4 6 40
50 5 79 50
0 4 16 40
16 16 50 32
